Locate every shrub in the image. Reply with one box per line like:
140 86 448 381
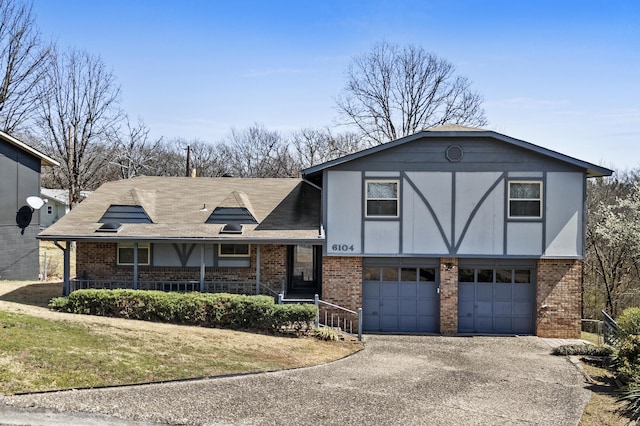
49 290 317 335
617 307 640 339
551 344 613 357
618 380 640 421
612 334 640 383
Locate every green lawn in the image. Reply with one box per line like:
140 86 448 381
0 309 361 395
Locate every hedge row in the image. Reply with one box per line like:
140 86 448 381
49 289 317 334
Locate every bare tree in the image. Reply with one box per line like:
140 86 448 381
0 0 50 132
112 117 163 179
336 41 487 145
291 127 365 169
219 124 296 177
36 48 122 206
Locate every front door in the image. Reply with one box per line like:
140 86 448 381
287 245 321 295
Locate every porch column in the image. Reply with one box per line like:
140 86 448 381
54 241 71 296
63 242 70 296
255 244 261 295
200 244 205 292
133 242 138 290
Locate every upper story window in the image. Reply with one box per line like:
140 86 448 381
508 181 543 219
366 180 399 218
117 243 150 265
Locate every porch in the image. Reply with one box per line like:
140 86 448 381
70 278 281 298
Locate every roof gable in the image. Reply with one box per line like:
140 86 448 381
302 127 613 178
0 131 59 167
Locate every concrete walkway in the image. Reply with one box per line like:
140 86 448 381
1 335 591 425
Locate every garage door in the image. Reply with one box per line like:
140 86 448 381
458 267 534 334
363 265 439 333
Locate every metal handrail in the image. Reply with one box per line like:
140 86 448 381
276 293 362 341
601 309 620 346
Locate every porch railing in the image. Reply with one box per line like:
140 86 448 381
70 279 276 296
278 293 362 341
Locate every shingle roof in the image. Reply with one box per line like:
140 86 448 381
38 177 322 243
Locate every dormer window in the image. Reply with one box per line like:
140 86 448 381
206 207 257 224
100 205 152 223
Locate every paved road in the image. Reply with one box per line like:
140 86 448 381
1 335 590 425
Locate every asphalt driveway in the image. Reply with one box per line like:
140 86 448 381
2 335 590 425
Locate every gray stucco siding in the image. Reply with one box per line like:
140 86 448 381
506 222 543 255
323 136 588 258
364 221 400 254
544 172 584 257
325 171 362 255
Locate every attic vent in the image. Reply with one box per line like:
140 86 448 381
206 207 257 224
445 145 464 162
96 222 122 233
220 223 243 234
99 205 152 223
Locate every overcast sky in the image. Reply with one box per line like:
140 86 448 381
31 0 640 171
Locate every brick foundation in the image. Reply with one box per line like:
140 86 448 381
439 257 458 335
536 258 582 338
76 242 287 289
321 256 362 312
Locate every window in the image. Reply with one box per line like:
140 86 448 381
47 205 53 215
366 180 399 217
100 205 152 223
509 181 542 219
219 243 250 257
117 243 150 265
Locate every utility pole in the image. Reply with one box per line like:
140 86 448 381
185 145 191 177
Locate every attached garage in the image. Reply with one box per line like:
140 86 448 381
362 260 440 333
457 261 536 334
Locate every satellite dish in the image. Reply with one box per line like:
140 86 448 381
26 196 45 210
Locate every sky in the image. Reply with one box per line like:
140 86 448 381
30 0 640 171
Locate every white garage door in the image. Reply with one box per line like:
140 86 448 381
458 267 535 334
363 265 439 333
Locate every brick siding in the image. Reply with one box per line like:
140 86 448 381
439 257 459 335
321 256 362 312
76 242 286 289
536 258 582 338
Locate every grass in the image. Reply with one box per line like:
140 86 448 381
39 240 76 280
0 281 363 395
580 363 629 425
581 331 602 345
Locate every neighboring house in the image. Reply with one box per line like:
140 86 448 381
0 132 58 280
40 188 91 228
38 125 613 338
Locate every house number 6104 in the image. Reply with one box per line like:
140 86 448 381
332 244 354 252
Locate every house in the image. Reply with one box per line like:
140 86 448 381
40 188 91 229
38 125 612 338
0 131 58 280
